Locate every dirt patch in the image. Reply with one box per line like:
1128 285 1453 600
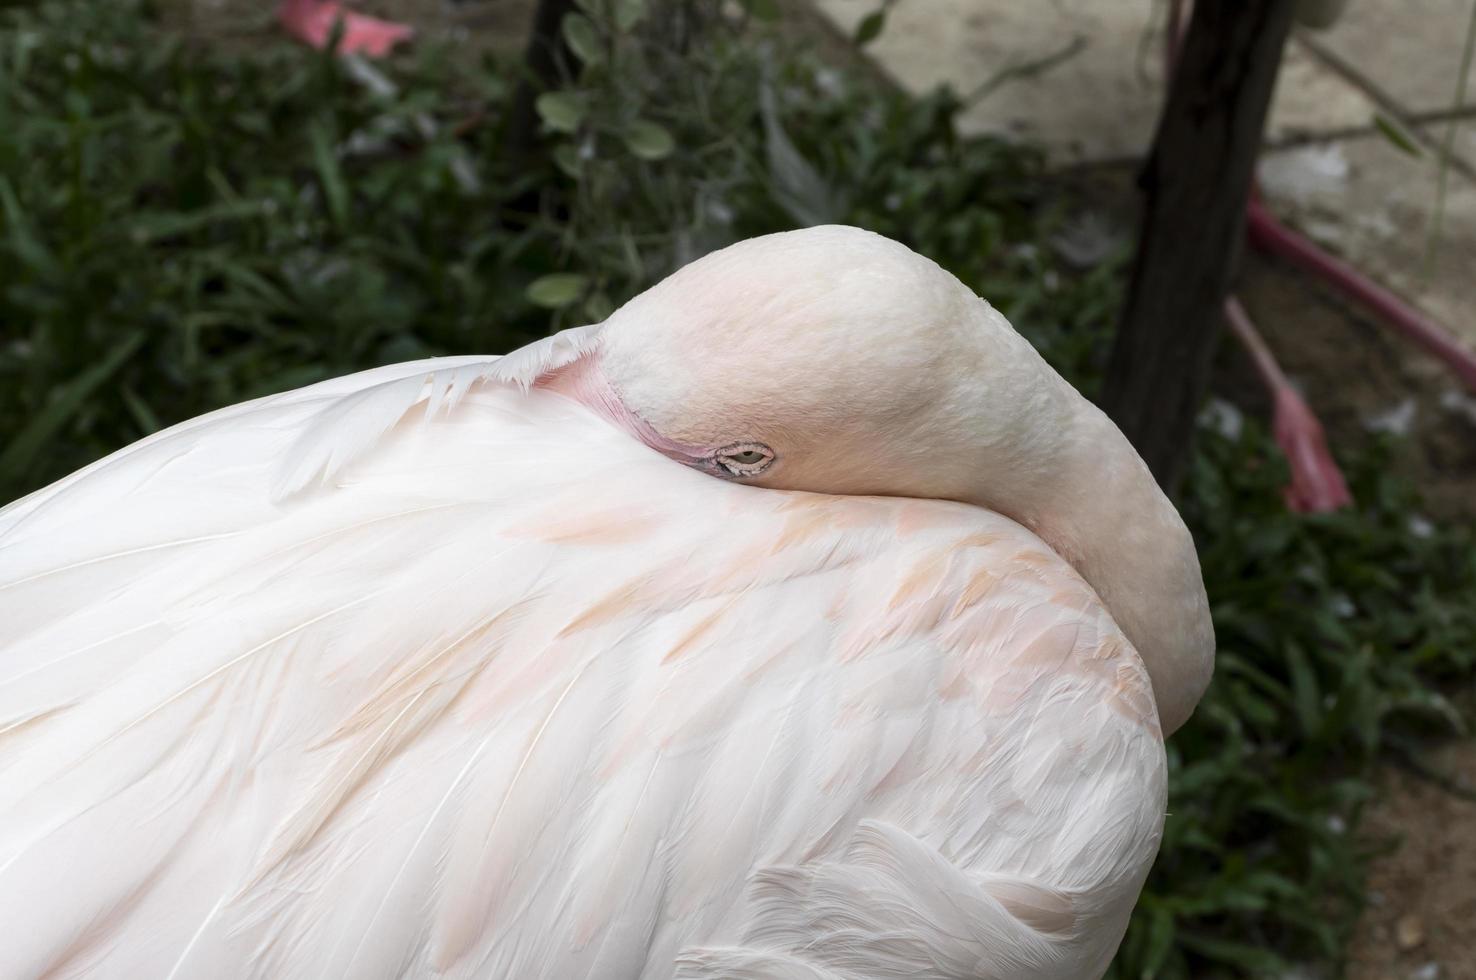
1345 739 1476 980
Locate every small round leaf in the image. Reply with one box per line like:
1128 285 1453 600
622 120 675 161
561 13 602 65
535 91 587 134
855 10 887 45
552 142 583 179
526 273 590 309
614 0 647 31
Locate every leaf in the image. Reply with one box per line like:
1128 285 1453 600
561 13 602 66
0 332 145 489
309 122 349 229
855 9 887 45
1372 112 1423 158
129 200 269 244
552 142 583 179
613 0 647 32
741 0 780 21
525 272 589 308
0 175 59 279
1177 932 1290 974
535 91 587 134
759 82 843 226
1284 642 1323 739
621 119 675 161
1140 903 1176 977
208 259 297 315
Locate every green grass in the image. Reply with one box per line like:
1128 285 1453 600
2 2 1475 976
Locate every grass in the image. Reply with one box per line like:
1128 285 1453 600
2 2 1475 976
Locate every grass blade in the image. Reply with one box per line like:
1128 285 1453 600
0 331 145 489
309 121 349 229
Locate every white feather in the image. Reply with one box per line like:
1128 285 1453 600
0 357 1164 979
267 325 601 499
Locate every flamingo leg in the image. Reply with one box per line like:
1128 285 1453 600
277 0 413 57
1225 296 1354 513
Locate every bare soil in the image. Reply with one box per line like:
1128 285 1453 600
1344 739 1476 980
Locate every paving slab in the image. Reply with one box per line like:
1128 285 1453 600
1315 0 1476 116
813 0 1382 162
813 0 1165 161
1272 38 1384 143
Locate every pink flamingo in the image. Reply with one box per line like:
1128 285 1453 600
277 0 413 57
0 227 1212 978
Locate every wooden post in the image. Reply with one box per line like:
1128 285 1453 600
1099 0 1298 493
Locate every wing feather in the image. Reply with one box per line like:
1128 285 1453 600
0 349 1162 980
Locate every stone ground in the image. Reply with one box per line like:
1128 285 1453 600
169 1 1476 975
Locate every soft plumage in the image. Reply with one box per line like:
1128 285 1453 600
0 226 1211 979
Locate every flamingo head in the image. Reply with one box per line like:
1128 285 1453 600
554 225 1215 734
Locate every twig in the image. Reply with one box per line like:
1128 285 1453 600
963 35 1089 107
1295 30 1476 183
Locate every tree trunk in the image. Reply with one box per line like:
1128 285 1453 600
504 0 578 162
1099 0 1298 493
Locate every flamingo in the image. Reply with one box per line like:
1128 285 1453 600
277 0 414 57
0 226 1213 979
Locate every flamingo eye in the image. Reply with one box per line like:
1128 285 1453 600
713 443 774 477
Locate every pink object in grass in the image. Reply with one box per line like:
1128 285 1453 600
1225 296 1354 513
277 0 413 57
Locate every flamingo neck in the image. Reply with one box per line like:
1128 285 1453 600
1006 401 1214 736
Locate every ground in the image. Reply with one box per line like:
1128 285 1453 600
1345 738 1476 980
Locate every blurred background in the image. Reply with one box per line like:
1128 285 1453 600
1 0 1473 975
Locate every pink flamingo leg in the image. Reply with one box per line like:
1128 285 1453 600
1225 296 1354 513
277 0 413 57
